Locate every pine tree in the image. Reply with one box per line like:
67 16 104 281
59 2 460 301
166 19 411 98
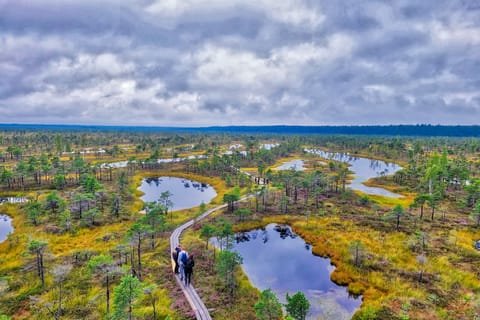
254 288 283 320
285 292 310 320
112 275 144 320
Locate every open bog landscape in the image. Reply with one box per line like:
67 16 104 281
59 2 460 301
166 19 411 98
1 1 479 319
1 129 480 320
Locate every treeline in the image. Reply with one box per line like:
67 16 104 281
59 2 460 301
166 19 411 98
2 124 480 137
201 125 480 137
0 131 209 158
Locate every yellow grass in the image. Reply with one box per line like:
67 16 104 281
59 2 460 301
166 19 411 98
227 211 480 319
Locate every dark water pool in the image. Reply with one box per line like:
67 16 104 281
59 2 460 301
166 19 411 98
224 223 362 319
138 176 217 211
0 214 13 243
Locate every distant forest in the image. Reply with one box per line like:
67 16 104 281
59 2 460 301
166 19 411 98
1 124 480 137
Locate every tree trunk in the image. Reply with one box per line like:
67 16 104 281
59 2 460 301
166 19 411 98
58 280 63 319
39 252 45 287
151 296 156 320
128 280 133 320
137 239 142 280
130 246 136 276
106 275 110 317
36 254 42 278
150 233 155 250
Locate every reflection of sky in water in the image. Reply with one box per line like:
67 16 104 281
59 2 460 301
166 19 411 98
223 150 248 156
0 214 13 243
261 143 279 150
305 149 403 198
0 197 28 204
216 224 361 319
138 176 216 211
100 155 206 168
274 159 307 171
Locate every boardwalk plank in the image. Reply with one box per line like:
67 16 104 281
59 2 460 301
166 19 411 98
170 204 228 320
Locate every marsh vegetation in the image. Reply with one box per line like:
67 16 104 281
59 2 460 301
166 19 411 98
0 128 479 319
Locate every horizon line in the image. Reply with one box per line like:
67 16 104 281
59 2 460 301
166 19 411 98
1 123 479 128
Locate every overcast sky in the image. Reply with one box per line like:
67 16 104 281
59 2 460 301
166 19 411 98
0 1 479 126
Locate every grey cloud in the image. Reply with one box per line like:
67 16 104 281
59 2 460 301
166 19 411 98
357 29 429 59
0 0 479 126
0 2 140 35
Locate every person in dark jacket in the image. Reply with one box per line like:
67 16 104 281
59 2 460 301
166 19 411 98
172 245 181 274
184 255 195 286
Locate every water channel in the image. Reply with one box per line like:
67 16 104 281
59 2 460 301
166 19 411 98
305 148 403 198
138 176 217 211
215 223 361 319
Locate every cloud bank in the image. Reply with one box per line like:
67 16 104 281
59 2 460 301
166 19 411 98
0 0 479 126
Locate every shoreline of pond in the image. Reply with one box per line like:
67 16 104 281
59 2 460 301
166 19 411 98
232 216 367 292
0 197 30 244
132 171 224 215
304 148 404 198
212 221 363 319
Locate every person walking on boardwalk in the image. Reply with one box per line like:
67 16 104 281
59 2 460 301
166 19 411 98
172 245 181 274
184 255 195 286
178 246 189 281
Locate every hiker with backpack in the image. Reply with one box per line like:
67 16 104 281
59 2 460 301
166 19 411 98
184 255 195 286
178 246 189 281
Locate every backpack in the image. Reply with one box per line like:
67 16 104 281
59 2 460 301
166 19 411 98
186 257 194 269
180 252 188 264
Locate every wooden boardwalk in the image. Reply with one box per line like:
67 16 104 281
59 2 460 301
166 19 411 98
169 203 228 320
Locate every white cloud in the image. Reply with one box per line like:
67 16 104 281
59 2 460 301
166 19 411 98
271 34 355 67
363 85 395 103
443 92 479 105
431 22 480 46
186 33 354 96
47 53 135 78
186 44 287 93
145 0 324 30
0 33 75 62
277 93 309 108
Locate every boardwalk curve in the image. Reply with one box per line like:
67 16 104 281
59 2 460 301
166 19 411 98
170 203 228 320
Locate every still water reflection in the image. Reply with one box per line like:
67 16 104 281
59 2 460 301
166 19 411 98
274 159 307 171
0 214 13 243
218 223 361 319
138 176 216 211
305 149 403 198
